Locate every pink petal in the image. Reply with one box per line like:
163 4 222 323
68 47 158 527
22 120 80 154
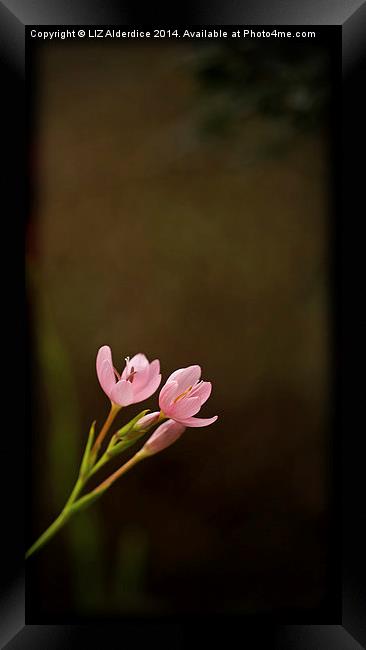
143 419 185 455
178 415 218 428
121 353 149 380
110 380 134 406
159 380 180 411
166 365 201 392
189 381 212 405
133 373 162 403
98 359 116 397
96 345 113 379
172 397 202 419
127 364 151 392
125 359 160 395
148 359 160 377
129 353 149 371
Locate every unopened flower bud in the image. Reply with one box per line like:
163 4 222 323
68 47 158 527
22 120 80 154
142 419 185 456
134 411 160 431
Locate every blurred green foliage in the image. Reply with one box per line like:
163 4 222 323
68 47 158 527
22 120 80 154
193 41 329 139
113 525 149 611
39 321 106 612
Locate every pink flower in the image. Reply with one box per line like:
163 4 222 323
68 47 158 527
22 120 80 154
96 345 161 407
142 419 186 455
159 365 218 427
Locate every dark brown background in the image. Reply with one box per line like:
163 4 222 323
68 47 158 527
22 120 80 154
28 40 332 618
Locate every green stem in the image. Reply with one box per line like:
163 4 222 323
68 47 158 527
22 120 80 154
64 476 85 508
25 508 72 559
90 449 146 493
90 402 120 459
25 409 156 559
88 452 111 478
25 450 148 559
26 474 86 559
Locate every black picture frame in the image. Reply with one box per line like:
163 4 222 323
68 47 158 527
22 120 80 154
1 1 365 648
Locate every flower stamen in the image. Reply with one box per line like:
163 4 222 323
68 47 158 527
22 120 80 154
127 366 137 383
113 367 121 380
174 386 193 403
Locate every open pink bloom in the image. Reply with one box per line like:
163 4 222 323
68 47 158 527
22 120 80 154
159 365 218 427
96 345 161 407
143 419 186 455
